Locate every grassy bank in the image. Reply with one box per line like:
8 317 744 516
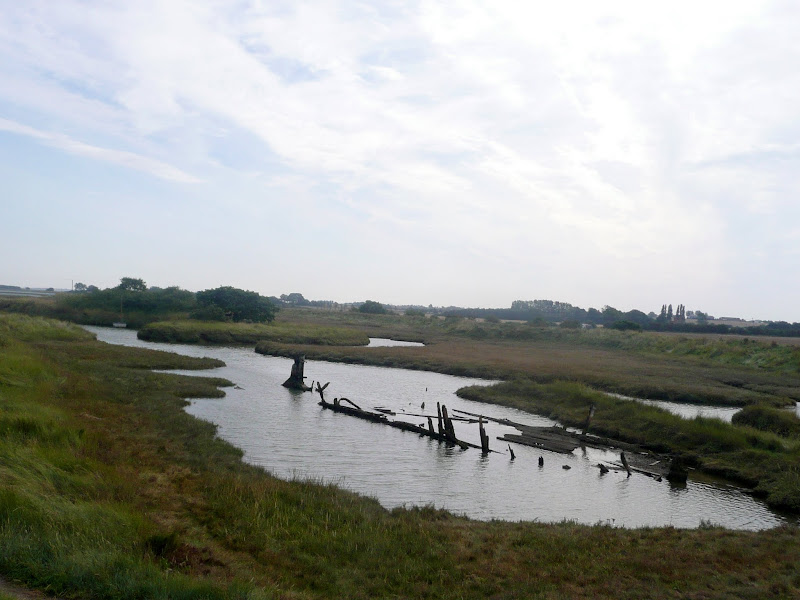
277 308 800 372
255 334 800 407
2 313 800 598
139 320 369 346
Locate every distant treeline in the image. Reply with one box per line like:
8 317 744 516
444 299 800 337
1 278 278 328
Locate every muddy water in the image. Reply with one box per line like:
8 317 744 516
85 326 794 530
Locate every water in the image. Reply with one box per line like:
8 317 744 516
85 326 793 530
367 338 424 347
608 393 741 423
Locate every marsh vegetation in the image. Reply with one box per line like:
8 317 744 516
2 309 800 598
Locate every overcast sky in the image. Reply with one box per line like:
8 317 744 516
2 1 798 321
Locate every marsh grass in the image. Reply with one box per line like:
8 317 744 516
2 313 800 598
255 334 800 406
732 405 800 438
139 320 369 346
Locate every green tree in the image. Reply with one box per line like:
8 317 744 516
601 306 623 326
359 300 387 314
118 277 147 292
195 286 277 323
279 293 309 305
74 282 87 292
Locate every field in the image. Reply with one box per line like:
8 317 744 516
2 311 800 598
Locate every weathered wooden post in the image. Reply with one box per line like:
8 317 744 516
441 405 456 439
436 402 444 435
427 416 435 435
479 417 490 454
620 451 632 477
283 354 312 391
314 381 330 403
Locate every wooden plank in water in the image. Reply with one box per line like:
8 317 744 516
498 432 581 454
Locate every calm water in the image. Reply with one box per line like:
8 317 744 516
367 337 424 347
85 326 793 530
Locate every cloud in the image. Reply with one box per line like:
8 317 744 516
0 118 202 183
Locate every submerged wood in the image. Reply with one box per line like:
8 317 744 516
499 430 581 454
318 398 472 449
462 407 673 473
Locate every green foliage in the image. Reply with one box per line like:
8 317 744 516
609 320 642 331
559 319 581 329
358 300 387 314
189 304 226 322
117 276 147 292
196 286 277 323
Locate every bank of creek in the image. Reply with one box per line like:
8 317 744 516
86 326 795 530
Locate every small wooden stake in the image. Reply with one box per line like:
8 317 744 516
479 417 490 454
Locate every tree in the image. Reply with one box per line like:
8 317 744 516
359 300 387 314
675 304 686 323
86 285 99 292
118 277 147 292
280 293 308 306
667 304 674 322
657 304 668 322
74 282 87 292
195 286 277 323
696 311 709 324
601 306 623 326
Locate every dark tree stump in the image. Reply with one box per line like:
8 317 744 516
283 355 312 391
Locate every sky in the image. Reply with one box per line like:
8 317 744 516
1 1 799 321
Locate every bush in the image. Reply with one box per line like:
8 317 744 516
609 320 642 331
359 300 387 314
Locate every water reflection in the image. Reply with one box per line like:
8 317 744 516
84 326 792 530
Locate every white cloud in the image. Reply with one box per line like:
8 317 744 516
0 118 202 183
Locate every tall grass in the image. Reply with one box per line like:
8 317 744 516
139 320 369 346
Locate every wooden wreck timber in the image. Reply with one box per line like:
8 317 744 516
282 354 313 391
455 408 688 480
312 382 489 450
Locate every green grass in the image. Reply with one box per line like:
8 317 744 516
733 405 800 438
3 312 800 598
139 320 370 346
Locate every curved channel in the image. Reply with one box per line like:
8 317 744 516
85 326 793 530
